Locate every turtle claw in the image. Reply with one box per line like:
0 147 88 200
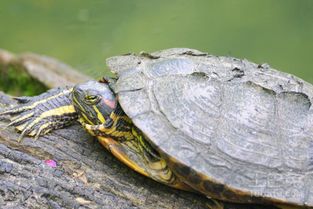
99 76 117 90
0 86 78 141
17 132 27 143
7 112 34 128
34 129 43 141
78 118 97 136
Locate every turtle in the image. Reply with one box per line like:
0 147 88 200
1 48 312 209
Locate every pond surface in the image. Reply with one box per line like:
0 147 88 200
0 0 312 81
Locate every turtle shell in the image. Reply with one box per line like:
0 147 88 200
107 48 313 207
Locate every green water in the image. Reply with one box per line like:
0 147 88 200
0 0 312 81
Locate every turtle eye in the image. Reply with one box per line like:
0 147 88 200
85 95 99 104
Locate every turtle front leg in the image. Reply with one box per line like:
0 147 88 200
79 118 195 192
0 86 78 141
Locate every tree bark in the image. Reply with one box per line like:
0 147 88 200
0 50 209 209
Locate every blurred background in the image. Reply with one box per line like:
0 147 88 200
0 0 312 81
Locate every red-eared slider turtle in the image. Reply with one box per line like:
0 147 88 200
1 48 312 209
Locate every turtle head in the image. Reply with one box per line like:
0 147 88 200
72 80 117 124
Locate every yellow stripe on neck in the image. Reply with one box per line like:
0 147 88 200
25 105 76 130
72 95 94 125
23 89 73 111
92 105 106 123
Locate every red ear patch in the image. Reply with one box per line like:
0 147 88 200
104 99 116 109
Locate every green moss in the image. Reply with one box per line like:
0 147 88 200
0 66 48 96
